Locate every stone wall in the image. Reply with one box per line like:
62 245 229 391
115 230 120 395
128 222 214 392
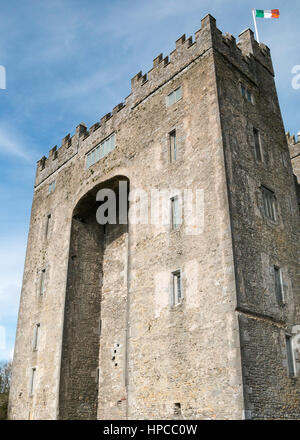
215 28 300 418
8 14 300 420
287 133 300 208
59 208 104 419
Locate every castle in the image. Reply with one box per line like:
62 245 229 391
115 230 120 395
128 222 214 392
8 15 300 419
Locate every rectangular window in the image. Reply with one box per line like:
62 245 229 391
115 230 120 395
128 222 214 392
286 335 296 377
33 324 40 351
172 270 182 305
45 214 51 239
48 181 55 194
166 86 182 107
169 130 177 162
40 269 46 296
253 128 262 161
171 196 180 229
280 151 288 167
241 84 253 103
30 368 36 396
274 266 284 303
261 186 277 221
86 133 115 168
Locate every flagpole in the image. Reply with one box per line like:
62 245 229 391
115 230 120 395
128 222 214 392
252 9 260 43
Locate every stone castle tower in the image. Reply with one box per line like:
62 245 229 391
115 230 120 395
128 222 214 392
8 15 300 419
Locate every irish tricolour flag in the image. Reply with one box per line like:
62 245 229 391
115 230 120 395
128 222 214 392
255 9 280 18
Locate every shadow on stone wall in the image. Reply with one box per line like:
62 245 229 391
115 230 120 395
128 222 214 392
59 176 129 420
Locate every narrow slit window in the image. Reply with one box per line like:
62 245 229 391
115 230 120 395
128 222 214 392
171 196 180 229
281 151 288 167
48 181 55 194
33 324 40 351
40 269 46 296
172 270 182 305
45 214 51 239
261 186 277 221
274 266 284 303
30 368 36 396
286 335 296 377
253 128 262 161
169 130 177 162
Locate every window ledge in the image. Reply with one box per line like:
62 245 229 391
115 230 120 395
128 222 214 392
264 217 280 228
170 301 184 309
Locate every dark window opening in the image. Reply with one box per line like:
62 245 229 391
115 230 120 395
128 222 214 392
174 402 182 416
274 266 284 303
286 335 296 377
169 130 177 162
172 270 182 305
261 186 277 221
253 128 262 161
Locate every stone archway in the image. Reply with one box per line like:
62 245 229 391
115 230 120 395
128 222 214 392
59 176 129 420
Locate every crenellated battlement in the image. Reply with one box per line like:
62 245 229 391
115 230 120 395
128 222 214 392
35 14 275 186
286 131 300 158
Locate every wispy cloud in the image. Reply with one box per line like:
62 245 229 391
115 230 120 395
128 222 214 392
0 237 26 361
0 0 299 363
0 124 35 161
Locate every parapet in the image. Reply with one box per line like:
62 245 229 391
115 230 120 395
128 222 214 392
237 28 273 75
35 14 275 186
35 123 87 186
286 131 300 158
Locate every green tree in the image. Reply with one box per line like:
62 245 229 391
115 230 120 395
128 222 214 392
0 361 12 420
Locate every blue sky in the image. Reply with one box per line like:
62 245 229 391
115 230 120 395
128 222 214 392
0 0 299 362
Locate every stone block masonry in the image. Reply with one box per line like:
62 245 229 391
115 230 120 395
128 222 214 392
8 14 300 420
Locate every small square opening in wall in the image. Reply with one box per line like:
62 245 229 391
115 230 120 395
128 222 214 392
172 270 182 305
174 402 182 416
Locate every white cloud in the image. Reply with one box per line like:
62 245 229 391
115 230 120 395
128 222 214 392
51 68 127 101
0 236 26 361
0 124 35 162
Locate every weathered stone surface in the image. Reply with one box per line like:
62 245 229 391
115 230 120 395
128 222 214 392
8 15 300 420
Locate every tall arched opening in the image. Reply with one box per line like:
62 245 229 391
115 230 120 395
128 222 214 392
59 176 129 419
